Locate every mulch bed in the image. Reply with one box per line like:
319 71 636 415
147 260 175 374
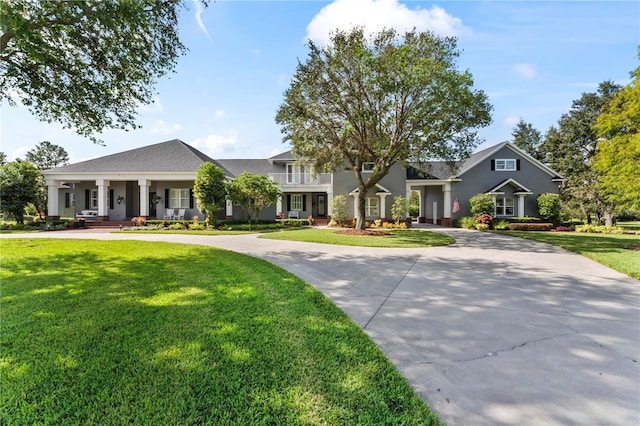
621 244 640 251
335 229 392 236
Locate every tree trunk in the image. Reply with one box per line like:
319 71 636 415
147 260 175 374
603 211 614 227
355 189 366 230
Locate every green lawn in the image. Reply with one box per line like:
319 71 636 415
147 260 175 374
502 231 640 280
618 221 640 232
0 239 440 425
259 228 455 248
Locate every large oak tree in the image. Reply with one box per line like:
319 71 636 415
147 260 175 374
276 27 492 229
1 0 201 143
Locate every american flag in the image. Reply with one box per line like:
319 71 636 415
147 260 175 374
452 198 461 213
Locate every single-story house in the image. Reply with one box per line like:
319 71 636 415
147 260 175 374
43 139 564 225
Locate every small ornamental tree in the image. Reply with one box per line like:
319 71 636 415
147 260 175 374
391 196 408 224
193 162 227 227
0 160 40 223
469 193 494 217
330 195 348 226
226 172 282 228
537 193 562 222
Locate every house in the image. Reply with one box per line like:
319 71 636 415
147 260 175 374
43 139 564 225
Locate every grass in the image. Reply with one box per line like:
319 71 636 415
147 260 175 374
618 221 640 232
502 231 640 280
259 228 455 248
0 239 441 425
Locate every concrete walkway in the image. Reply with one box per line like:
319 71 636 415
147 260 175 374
3 226 639 425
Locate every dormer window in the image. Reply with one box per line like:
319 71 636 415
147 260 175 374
362 162 375 172
492 159 519 171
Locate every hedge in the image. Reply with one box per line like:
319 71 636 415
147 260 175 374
507 223 554 231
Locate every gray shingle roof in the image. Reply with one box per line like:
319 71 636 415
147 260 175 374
43 139 231 175
215 159 278 177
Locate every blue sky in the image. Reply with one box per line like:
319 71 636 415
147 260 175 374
1 0 638 164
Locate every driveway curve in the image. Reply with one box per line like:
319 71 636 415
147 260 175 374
3 226 639 425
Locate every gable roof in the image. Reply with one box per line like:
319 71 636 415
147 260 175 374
43 139 231 176
268 150 296 162
487 178 533 195
457 141 564 179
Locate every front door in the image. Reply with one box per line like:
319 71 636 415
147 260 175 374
317 194 326 216
149 191 157 218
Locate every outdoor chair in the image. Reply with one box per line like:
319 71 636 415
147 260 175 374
163 208 175 220
175 208 186 220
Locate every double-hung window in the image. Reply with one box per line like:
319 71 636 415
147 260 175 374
169 188 190 208
495 197 514 216
362 162 375 172
290 194 303 211
365 197 379 216
90 190 98 208
495 159 516 171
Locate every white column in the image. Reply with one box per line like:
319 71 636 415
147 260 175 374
443 182 452 218
226 199 233 217
419 188 424 218
405 183 412 218
380 194 389 219
138 180 149 216
327 191 333 216
276 196 283 217
46 179 60 217
352 193 359 219
96 179 110 217
517 194 526 217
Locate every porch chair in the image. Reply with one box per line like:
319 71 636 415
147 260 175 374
163 208 175 220
175 208 186 220
288 211 299 219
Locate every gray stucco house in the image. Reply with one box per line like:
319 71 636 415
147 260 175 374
43 139 564 225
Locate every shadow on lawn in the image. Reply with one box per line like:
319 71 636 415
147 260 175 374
1 239 437 425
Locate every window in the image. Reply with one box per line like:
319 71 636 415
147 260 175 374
287 164 305 184
495 159 517 171
495 197 514 216
290 194 303 211
365 197 379 216
169 188 190 208
362 162 375 172
90 190 98 208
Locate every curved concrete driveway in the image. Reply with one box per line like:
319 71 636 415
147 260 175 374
3 226 639 425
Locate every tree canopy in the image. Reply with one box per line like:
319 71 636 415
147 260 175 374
592 62 640 213
193 162 227 226
276 27 492 229
1 0 199 143
541 81 621 222
25 141 69 170
0 160 40 222
226 172 282 227
511 119 544 161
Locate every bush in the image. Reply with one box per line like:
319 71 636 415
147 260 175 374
189 223 205 230
475 214 493 225
507 223 554 231
507 216 541 223
475 223 489 231
458 217 476 229
575 225 624 234
537 193 562 221
469 193 494 216
391 196 408 224
494 219 510 230
331 195 348 226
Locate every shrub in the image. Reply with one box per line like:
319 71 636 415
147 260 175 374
169 223 183 230
475 214 493 225
331 195 348 225
131 217 146 227
391 196 408 224
458 216 476 229
469 193 494 217
507 223 554 231
537 193 562 221
508 216 541 223
575 225 624 234
475 223 489 231
494 219 510 230
189 223 205 230
555 226 572 232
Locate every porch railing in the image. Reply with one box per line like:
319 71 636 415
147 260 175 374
268 173 331 185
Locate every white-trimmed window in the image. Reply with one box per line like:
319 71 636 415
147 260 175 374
362 162 375 172
90 190 98 208
495 159 517 171
365 197 379 216
169 188 190 208
290 194 303 211
495 197 514 216
287 163 306 184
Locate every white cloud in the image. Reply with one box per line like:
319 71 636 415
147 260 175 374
10 146 30 161
138 96 163 113
502 115 520 127
150 120 182 135
213 109 225 120
513 63 537 80
190 130 238 156
193 0 211 39
306 0 468 45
